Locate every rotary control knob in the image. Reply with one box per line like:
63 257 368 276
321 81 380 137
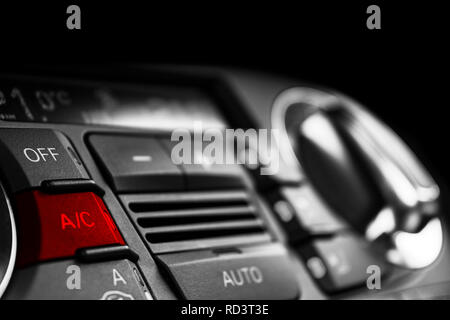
0 181 16 297
272 87 443 269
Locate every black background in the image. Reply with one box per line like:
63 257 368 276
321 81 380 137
0 1 448 184
0 1 449 311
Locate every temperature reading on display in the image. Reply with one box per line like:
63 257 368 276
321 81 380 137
0 76 226 130
35 90 72 112
11 88 35 121
0 82 75 123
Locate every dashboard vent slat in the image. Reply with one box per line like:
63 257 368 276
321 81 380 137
120 191 271 253
129 198 249 212
145 219 265 243
136 206 257 227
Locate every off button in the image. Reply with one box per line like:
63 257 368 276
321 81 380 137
0 129 89 193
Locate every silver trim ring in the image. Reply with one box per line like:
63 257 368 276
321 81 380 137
0 182 17 297
271 87 339 171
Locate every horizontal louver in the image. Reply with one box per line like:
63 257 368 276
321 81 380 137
120 191 271 253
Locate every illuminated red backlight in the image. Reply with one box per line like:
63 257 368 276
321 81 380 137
15 191 125 267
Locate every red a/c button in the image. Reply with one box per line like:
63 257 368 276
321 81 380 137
61 211 96 229
15 191 125 267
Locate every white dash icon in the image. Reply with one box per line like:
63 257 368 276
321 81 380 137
132 155 152 162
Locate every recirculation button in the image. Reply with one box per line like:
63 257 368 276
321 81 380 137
3 259 151 300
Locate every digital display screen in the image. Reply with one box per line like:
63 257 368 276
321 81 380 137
0 76 227 130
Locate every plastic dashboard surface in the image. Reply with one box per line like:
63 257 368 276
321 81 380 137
0 66 449 300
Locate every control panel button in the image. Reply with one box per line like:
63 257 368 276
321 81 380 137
286 185 347 233
236 136 303 190
157 244 300 300
269 184 348 243
298 233 389 293
162 139 247 190
14 191 125 267
88 135 184 192
3 259 151 300
183 162 247 190
0 129 89 193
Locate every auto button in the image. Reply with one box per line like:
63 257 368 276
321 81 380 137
157 244 300 300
